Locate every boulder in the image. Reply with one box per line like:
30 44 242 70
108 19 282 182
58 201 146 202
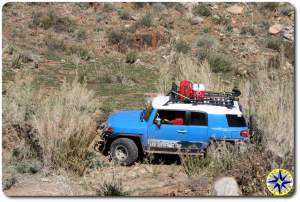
269 24 283 34
190 17 204 25
212 177 241 196
227 5 244 15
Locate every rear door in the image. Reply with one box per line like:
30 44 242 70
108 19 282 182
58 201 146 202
184 111 209 150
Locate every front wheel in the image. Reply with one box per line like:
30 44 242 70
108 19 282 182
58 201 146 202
110 138 138 166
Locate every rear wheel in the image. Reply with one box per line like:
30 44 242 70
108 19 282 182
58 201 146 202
110 138 138 166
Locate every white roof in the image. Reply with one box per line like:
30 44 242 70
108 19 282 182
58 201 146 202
152 96 243 115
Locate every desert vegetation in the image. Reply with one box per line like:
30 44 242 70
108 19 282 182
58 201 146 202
2 2 294 196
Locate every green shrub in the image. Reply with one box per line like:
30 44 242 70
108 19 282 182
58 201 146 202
196 49 208 62
97 181 128 196
203 27 209 33
152 3 166 12
192 4 211 17
208 53 232 73
67 44 90 60
11 54 22 69
197 34 218 51
133 2 146 8
125 52 137 64
174 3 185 12
118 9 130 20
175 40 190 54
15 162 40 174
196 35 219 62
259 20 270 30
103 3 115 12
181 155 211 176
137 13 153 28
260 2 280 11
95 27 103 33
76 2 90 10
31 10 76 33
3 43 16 55
266 37 283 52
107 29 124 44
73 29 86 41
279 4 294 16
226 24 233 33
3 173 16 190
96 13 106 22
45 35 66 51
75 29 86 41
240 26 256 36
212 15 231 26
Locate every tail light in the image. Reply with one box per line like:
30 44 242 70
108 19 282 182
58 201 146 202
104 127 114 133
240 130 250 138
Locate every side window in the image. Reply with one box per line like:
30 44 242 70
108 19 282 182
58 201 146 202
157 110 186 125
226 114 246 127
190 112 208 126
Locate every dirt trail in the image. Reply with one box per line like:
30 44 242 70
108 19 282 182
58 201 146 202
4 159 211 196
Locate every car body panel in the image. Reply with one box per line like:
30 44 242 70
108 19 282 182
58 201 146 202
107 110 147 135
103 103 248 154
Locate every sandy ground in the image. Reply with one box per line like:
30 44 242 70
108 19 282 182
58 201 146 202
4 154 211 197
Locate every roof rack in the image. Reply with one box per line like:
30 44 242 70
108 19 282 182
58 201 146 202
166 88 241 109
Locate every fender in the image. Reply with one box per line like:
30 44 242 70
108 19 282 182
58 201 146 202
102 133 144 155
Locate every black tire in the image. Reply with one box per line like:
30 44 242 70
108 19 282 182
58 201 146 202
110 138 138 166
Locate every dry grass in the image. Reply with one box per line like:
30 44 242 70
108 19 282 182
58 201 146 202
32 80 99 175
3 76 41 128
3 76 100 176
239 60 294 158
157 54 225 94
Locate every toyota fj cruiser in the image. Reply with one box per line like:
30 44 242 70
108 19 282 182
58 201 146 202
95 80 250 165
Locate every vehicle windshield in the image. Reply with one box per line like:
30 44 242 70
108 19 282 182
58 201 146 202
142 104 153 122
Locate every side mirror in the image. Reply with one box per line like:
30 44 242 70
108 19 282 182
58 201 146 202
154 117 161 128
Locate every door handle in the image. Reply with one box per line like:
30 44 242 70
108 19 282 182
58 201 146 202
177 130 187 133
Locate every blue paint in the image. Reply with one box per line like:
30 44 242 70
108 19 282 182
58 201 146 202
106 107 248 152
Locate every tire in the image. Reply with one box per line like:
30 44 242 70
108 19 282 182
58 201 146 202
110 138 138 166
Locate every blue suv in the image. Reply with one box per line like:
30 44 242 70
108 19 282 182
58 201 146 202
95 94 250 166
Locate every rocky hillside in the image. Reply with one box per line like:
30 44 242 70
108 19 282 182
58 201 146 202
2 2 294 196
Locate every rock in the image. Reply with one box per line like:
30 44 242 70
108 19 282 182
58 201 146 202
128 171 140 178
41 178 51 182
124 24 131 28
283 25 294 41
269 24 283 34
227 5 243 15
212 177 241 196
130 15 139 21
190 17 204 25
20 50 37 63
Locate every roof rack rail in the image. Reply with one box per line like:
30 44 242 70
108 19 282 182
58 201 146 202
166 87 241 109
